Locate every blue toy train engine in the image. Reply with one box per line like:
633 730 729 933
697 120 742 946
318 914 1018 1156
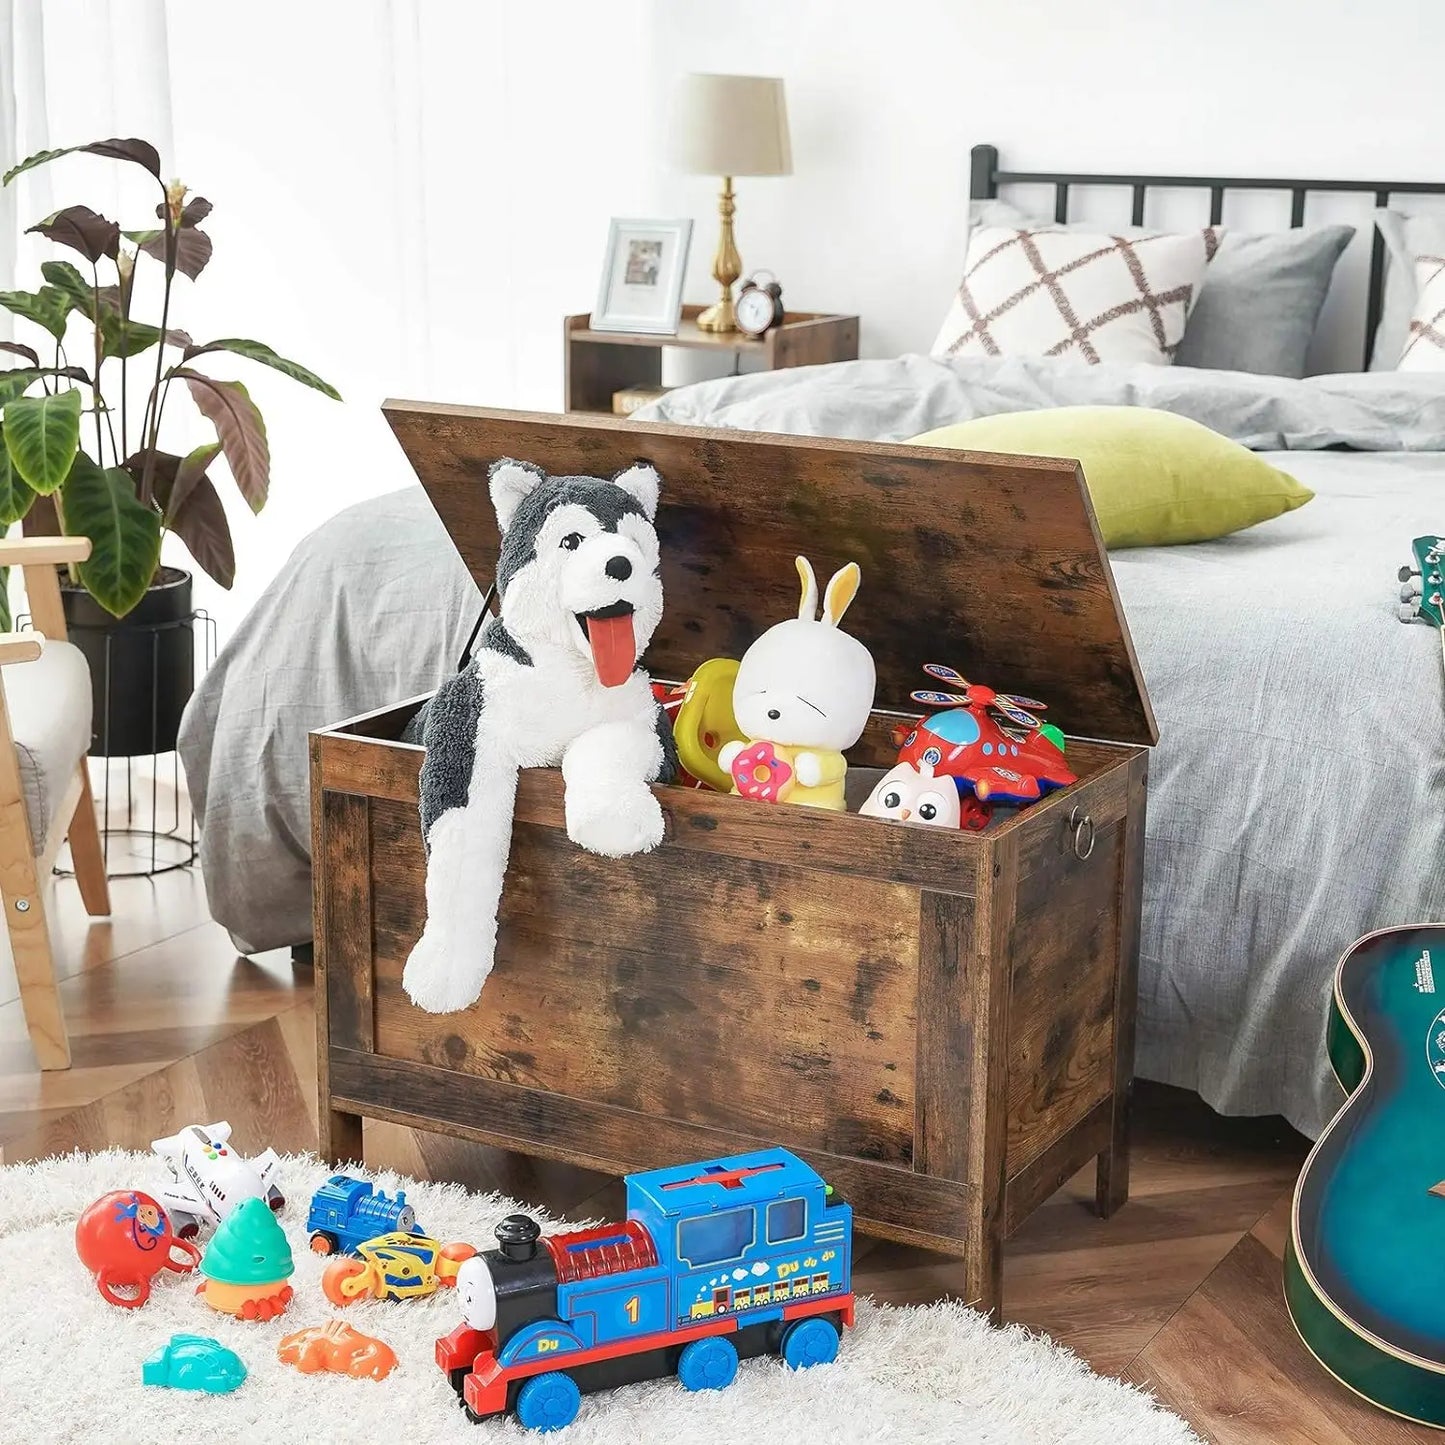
306 1174 420 1257
437 1147 854 1431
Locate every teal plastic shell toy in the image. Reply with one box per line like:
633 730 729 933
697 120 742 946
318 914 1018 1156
142 1334 247 1394
197 1196 296 1319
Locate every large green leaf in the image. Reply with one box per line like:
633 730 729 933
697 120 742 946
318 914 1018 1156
166 441 222 522
38 261 123 329
176 371 270 511
3 388 82 492
0 286 72 340
100 313 162 360
39 260 92 311
136 445 233 589
182 339 341 400
0 433 37 525
0 369 46 406
0 365 91 408
3 137 162 187
27 204 119 262
58 452 161 616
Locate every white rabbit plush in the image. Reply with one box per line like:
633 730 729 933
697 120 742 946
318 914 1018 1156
717 556 876 811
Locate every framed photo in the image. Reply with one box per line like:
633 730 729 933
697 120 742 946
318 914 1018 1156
591 218 693 334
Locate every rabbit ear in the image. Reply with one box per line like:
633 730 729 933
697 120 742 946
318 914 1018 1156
795 556 819 621
822 562 861 626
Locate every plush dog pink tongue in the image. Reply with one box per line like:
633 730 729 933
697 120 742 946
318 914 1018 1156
585 612 636 687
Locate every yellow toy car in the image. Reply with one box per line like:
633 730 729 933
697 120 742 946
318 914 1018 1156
321 1231 475 1305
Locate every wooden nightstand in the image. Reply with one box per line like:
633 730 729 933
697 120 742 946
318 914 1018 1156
564 306 859 415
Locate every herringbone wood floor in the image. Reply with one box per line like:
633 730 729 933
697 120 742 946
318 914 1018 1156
2 872 1433 1443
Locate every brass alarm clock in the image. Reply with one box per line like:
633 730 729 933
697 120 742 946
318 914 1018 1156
735 271 785 338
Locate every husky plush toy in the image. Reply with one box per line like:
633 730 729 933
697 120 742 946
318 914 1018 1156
403 457 677 1014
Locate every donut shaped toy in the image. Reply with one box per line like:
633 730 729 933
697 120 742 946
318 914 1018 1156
730 741 794 803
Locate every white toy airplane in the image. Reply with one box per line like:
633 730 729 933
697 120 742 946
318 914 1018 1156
151 1121 285 1238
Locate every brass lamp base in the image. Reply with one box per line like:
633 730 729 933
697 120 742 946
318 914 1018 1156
695 295 737 333
695 175 741 334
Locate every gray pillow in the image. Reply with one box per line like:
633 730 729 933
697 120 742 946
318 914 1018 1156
1370 209 1445 370
973 200 1352 377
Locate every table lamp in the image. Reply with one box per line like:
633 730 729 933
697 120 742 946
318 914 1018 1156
671 73 792 333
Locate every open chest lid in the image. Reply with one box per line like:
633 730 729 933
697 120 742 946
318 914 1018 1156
383 403 1156 746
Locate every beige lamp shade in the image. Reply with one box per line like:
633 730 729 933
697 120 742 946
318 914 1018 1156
670 73 792 178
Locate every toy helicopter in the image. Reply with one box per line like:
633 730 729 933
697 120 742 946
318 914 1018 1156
151 1121 285 1239
892 663 1077 828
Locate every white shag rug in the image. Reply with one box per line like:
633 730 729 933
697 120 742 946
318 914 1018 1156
0 1151 1200 1445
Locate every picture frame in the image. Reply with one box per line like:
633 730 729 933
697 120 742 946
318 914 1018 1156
591 217 693 334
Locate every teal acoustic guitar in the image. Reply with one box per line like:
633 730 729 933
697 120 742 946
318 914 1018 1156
1284 536 1445 1427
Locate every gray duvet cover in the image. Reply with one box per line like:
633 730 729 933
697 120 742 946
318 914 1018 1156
180 358 1445 1137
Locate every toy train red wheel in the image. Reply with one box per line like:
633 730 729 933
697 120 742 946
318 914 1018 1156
309 1230 338 1256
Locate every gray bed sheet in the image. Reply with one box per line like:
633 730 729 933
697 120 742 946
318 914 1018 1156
179 358 1445 1137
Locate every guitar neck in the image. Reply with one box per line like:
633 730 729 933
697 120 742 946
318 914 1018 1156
1401 536 1445 678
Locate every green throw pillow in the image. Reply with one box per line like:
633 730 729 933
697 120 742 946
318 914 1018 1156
910 407 1313 548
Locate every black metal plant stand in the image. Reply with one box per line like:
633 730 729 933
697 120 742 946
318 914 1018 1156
37 607 218 880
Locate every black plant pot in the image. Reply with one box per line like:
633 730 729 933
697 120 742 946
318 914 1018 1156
61 567 195 758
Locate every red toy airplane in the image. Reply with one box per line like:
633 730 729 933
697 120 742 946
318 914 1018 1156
892 663 1077 828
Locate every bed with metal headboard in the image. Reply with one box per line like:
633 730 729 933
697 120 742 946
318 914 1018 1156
181 145 1445 1145
967 141 1445 370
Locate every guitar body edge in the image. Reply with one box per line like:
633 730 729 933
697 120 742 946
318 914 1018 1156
1285 1232 1445 1429
1285 924 1445 1430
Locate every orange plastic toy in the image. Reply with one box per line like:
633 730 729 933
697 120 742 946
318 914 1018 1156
278 1320 397 1381
321 1231 474 1305
74 1189 202 1309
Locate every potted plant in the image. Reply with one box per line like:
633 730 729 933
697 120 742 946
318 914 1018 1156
0 137 339 755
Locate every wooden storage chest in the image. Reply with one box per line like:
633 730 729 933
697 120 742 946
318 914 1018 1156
312 405 1154 1319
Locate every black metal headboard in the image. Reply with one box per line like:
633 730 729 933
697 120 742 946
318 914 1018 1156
969 144 1445 369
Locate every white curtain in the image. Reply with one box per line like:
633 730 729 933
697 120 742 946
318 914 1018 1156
2 0 666 634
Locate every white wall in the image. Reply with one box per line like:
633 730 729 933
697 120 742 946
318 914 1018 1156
7 0 1445 638
652 0 1445 368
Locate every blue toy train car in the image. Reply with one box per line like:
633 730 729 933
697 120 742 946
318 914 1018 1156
306 1174 420 1256
437 1147 854 1431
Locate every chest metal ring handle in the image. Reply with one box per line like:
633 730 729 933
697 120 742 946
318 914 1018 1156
1068 807 1096 861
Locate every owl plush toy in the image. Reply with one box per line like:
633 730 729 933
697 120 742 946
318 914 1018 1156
859 760 962 827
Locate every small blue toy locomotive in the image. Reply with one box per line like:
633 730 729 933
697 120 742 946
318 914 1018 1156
437 1147 854 1431
306 1174 420 1256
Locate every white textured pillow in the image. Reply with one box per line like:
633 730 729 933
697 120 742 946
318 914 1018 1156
1371 209 1445 370
1398 254 1445 372
932 224 1222 366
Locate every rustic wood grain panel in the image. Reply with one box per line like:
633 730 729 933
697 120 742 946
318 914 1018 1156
369 803 920 1164
767 314 859 369
913 889 978 1181
311 738 364 1165
317 790 375 1058
381 404 1156 745
328 1048 978 1252
565 326 660 414
1098 750 1148 1216
318 732 423 804
1005 807 1122 1172
327 735 980 894
1002 1095 1113 1236
965 836 1019 1319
